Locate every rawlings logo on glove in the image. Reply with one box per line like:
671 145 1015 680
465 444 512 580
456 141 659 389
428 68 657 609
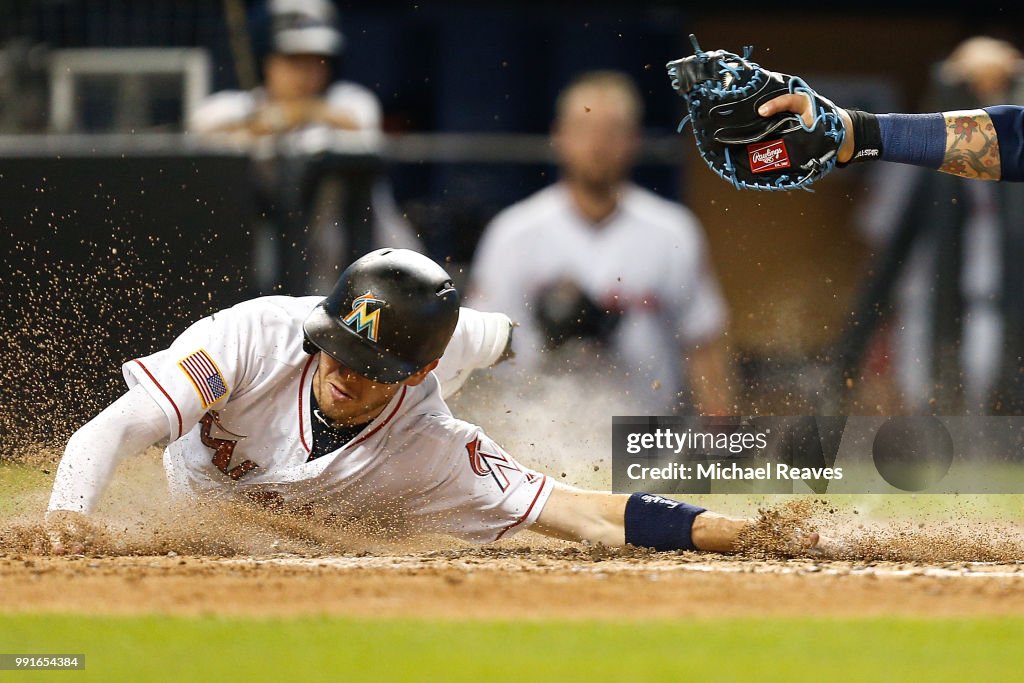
666 35 846 191
749 140 791 173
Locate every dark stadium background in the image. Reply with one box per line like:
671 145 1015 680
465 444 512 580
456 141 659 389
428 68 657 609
2 1 1023 448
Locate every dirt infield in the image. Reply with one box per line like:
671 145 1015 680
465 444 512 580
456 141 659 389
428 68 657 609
3 449 1023 622
2 541 1023 620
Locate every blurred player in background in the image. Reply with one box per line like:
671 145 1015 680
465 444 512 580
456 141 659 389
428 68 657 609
190 0 420 294
469 71 733 415
759 37 1024 412
43 249 825 557
853 37 1024 415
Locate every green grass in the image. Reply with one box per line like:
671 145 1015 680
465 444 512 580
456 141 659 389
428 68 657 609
0 463 51 516
1 615 1021 682
3 465 1022 682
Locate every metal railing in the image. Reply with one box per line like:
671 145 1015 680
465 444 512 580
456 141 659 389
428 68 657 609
0 130 686 164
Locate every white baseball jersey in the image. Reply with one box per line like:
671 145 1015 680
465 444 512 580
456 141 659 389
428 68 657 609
468 182 727 412
121 297 551 543
189 82 383 137
189 82 423 294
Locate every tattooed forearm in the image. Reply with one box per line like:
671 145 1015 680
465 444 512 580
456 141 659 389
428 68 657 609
939 109 1001 180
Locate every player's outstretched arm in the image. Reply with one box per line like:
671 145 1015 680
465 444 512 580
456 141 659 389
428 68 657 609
45 385 168 554
759 96 1024 181
532 485 798 553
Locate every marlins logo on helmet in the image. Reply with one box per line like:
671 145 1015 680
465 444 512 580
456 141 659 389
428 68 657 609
343 291 385 342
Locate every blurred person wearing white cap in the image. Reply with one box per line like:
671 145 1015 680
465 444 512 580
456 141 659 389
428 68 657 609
191 0 421 293
192 0 378 138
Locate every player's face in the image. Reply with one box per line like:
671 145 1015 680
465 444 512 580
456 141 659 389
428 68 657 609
313 352 404 426
553 86 641 191
264 53 331 102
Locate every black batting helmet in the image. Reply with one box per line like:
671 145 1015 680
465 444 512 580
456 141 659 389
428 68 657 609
302 248 461 383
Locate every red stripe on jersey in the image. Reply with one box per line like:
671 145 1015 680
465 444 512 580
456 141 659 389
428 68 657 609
349 386 408 448
297 355 317 453
132 359 183 439
494 474 549 541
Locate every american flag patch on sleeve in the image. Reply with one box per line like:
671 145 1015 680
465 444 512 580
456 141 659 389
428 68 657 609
178 349 229 408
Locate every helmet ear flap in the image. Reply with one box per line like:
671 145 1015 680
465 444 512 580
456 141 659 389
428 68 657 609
302 336 321 356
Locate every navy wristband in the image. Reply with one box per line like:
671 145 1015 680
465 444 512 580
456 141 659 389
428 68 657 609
877 113 946 169
623 493 705 551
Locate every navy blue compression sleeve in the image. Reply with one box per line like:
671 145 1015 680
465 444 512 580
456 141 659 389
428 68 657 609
985 105 1024 182
876 113 946 169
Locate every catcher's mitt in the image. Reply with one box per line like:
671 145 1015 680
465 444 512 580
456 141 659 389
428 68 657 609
666 35 845 191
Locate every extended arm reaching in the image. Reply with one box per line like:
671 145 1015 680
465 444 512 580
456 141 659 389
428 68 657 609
759 95 1024 182
46 385 168 553
532 485 803 554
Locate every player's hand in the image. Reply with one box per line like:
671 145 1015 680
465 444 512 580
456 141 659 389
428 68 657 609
248 100 361 135
248 102 299 135
247 100 314 134
759 94 856 164
806 531 849 559
42 510 97 556
789 528 854 558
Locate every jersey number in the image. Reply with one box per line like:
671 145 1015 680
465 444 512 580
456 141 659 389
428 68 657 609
199 412 259 480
